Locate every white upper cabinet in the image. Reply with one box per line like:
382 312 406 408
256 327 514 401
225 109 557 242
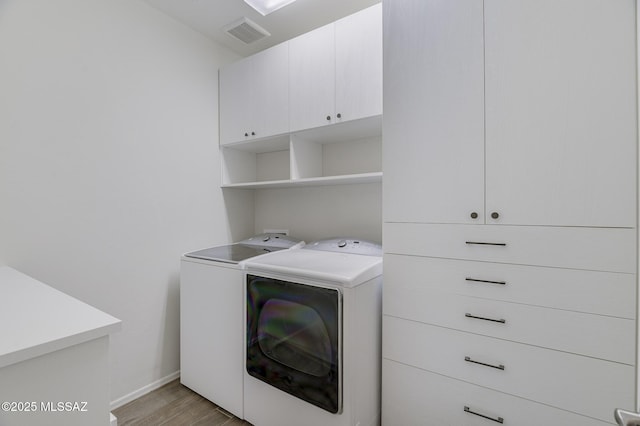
484 0 637 227
290 3 382 132
219 43 289 145
384 0 637 228
219 5 384 189
335 3 383 125
289 23 336 132
383 0 485 224
219 56 251 145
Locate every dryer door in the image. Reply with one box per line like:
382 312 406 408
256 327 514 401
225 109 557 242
246 274 342 413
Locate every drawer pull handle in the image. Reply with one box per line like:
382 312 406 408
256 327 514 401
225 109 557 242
465 356 505 370
465 241 507 246
465 313 506 324
466 278 507 285
464 356 504 371
464 406 504 424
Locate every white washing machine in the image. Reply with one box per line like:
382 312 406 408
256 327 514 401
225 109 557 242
243 238 383 426
180 234 303 418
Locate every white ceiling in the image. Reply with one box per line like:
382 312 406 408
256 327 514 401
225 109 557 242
144 0 381 57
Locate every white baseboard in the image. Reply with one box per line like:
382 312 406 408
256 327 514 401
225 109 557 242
110 412 117 426
110 370 180 410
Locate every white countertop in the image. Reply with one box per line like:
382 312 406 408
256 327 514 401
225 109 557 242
0 266 121 369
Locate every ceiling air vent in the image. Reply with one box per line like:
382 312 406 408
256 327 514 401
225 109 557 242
224 17 270 44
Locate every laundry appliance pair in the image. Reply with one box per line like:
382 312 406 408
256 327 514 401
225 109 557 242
180 235 382 426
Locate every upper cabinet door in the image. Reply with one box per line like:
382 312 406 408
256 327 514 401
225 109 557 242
335 3 382 123
251 43 289 140
219 43 289 145
383 0 485 224
289 23 336 132
484 0 637 227
219 56 252 145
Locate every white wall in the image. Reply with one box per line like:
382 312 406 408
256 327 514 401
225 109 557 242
0 0 254 402
254 183 382 243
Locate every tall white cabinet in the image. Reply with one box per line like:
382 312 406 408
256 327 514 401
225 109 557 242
382 0 638 424
384 0 636 227
383 0 485 225
483 0 637 228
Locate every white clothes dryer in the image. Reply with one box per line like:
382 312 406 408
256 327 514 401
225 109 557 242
243 238 382 426
180 234 303 418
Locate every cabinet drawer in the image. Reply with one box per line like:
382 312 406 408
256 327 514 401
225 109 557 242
384 254 636 319
383 316 634 423
384 287 634 364
384 223 636 273
384 255 635 364
382 359 613 426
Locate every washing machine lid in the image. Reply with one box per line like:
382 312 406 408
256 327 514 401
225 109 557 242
183 233 303 264
183 244 283 264
244 249 382 288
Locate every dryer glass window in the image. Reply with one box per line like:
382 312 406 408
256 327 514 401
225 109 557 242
257 299 333 377
247 274 342 413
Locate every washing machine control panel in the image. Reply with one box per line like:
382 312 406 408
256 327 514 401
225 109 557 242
305 238 382 256
240 233 303 248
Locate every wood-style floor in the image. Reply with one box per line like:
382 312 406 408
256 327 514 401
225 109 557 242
113 379 252 426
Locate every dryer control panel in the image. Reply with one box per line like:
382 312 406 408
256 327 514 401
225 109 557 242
304 238 382 256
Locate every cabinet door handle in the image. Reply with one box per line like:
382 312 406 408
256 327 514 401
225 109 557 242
464 356 505 371
465 241 507 247
244 132 249 137
464 406 504 424
465 313 506 324
465 278 507 286
326 115 331 121
251 131 256 136
337 113 342 118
